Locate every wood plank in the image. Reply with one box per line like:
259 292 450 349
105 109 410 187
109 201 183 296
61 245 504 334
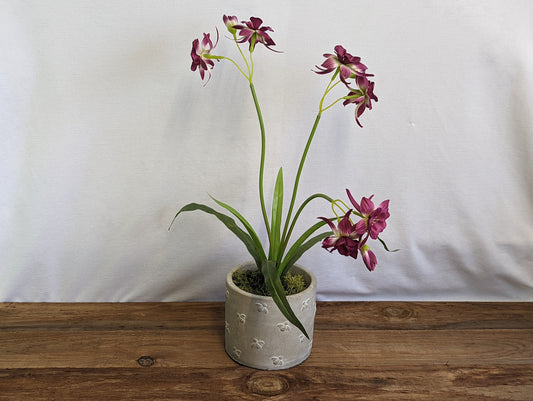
316 302 533 330
1 327 531 369
1 365 532 400
0 302 224 330
2 302 532 330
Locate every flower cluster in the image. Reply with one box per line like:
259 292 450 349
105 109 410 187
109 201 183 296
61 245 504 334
190 31 219 83
315 45 378 127
190 17 378 127
225 15 277 52
191 15 277 84
319 190 390 271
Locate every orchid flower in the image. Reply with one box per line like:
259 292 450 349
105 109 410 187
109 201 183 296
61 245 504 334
233 17 277 52
315 45 372 85
318 211 359 259
347 190 390 240
190 30 219 82
343 76 378 127
317 190 392 271
360 244 378 271
223 15 239 34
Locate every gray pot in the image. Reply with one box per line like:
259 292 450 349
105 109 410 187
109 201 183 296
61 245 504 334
224 261 317 370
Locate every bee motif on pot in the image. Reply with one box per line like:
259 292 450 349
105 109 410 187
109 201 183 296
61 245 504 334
232 347 242 358
276 321 291 332
251 338 265 349
237 313 246 325
255 302 269 314
271 356 284 367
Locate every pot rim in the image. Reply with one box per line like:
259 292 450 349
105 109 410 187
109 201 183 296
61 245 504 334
226 261 317 300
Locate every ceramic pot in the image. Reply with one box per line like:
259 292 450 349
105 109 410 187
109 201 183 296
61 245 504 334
224 261 317 370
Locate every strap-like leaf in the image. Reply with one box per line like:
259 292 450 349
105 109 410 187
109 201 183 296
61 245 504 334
263 260 309 339
280 230 332 276
279 192 333 263
210 195 267 263
377 237 400 252
279 220 331 275
269 168 284 260
169 203 263 268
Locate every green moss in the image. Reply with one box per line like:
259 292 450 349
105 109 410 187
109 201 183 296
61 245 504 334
281 273 308 295
232 269 308 296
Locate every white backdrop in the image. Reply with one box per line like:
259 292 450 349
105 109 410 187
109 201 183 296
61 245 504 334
1 0 532 302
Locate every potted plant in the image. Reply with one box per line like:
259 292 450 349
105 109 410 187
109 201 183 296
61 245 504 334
171 14 394 370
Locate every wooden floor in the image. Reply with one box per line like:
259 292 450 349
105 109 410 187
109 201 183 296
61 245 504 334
1 302 532 400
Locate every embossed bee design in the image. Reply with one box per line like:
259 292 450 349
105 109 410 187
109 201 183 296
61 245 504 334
271 356 284 367
255 302 269 314
232 347 242 358
276 321 291 332
301 298 311 311
251 338 265 349
237 313 246 325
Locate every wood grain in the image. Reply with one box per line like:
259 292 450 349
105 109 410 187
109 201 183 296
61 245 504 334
1 302 532 400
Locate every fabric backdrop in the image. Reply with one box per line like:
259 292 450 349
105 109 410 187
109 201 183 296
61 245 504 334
1 0 532 302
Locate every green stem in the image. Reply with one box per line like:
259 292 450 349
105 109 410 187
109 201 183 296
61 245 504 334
249 51 255 80
280 111 322 245
280 71 340 254
249 82 271 243
321 96 346 112
232 35 252 78
319 71 341 110
208 55 249 80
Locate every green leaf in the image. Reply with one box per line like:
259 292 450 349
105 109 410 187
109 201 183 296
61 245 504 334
169 202 263 268
279 193 334 260
269 167 284 261
377 237 400 253
210 195 267 263
279 221 332 276
263 260 309 339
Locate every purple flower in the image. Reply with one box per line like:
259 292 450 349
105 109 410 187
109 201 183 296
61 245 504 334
347 190 390 240
315 45 372 85
343 76 378 127
319 191 391 271
360 244 377 271
318 211 359 259
190 30 219 82
233 17 277 52
223 15 239 34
